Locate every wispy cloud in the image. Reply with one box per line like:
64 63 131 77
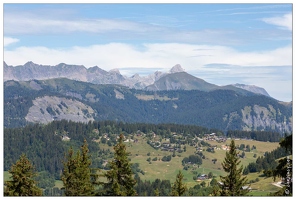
4 10 163 35
4 37 19 47
4 43 291 71
221 11 287 16
262 13 292 31
196 4 290 14
4 7 291 46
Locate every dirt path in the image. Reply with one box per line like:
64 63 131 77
272 181 283 188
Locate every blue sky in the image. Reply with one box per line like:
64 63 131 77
3 3 292 101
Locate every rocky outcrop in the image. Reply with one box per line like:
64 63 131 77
25 96 96 124
241 105 292 133
232 83 270 97
169 64 185 73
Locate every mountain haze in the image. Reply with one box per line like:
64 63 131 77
4 62 273 99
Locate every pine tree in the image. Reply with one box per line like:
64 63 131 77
78 139 95 195
61 139 94 196
104 133 137 196
154 188 160 196
4 154 42 196
271 134 292 196
171 170 187 196
211 182 221 196
219 140 249 196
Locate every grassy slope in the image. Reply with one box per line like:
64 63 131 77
98 136 281 194
3 137 281 195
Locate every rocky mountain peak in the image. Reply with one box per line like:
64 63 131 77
232 83 270 97
169 64 185 73
24 61 36 67
109 68 121 74
131 73 141 79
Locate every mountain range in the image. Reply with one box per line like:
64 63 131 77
4 62 271 98
4 77 292 134
4 61 292 134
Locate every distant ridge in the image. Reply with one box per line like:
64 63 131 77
4 61 273 99
4 77 292 133
231 83 270 97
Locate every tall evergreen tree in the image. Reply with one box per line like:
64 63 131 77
104 133 137 196
4 154 42 196
271 134 292 196
154 188 160 196
61 139 94 196
219 140 249 196
171 170 187 196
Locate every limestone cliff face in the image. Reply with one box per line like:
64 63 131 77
3 62 124 84
232 83 270 97
240 105 292 133
25 96 96 124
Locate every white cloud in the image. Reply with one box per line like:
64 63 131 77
262 13 292 31
3 37 19 47
4 42 291 71
4 12 162 35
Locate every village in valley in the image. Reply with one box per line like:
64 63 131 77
58 127 259 188
146 132 230 152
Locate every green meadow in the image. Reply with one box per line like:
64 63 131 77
4 135 281 195
97 135 281 193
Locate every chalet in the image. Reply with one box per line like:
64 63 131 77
62 135 70 141
162 143 170 147
150 132 156 138
197 174 208 180
196 147 203 152
241 186 252 191
218 182 251 191
221 145 230 151
161 148 169 151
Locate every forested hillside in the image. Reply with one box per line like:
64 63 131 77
4 120 291 196
4 78 292 133
3 120 215 177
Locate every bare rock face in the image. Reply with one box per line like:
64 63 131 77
25 96 96 124
232 83 270 97
4 61 87 82
240 105 292 133
169 64 185 73
3 61 125 85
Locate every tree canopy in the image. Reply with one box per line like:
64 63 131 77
104 133 137 196
4 154 42 196
61 139 94 196
219 140 249 196
171 170 187 196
